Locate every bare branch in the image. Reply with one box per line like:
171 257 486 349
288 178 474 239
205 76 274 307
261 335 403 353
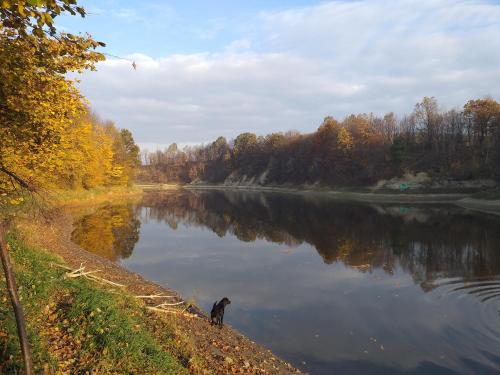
0 166 31 190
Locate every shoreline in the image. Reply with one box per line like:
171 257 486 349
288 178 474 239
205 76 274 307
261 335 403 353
184 184 468 203
455 197 500 216
140 183 500 212
14 203 300 374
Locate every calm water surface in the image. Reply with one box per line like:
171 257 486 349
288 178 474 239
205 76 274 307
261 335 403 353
72 190 500 374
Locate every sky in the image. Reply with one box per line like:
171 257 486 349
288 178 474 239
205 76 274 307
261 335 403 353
59 0 500 150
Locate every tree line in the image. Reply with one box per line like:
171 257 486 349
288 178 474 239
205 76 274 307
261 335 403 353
0 3 140 205
138 97 500 186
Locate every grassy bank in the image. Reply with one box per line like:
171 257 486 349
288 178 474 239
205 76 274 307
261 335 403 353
0 187 300 374
0 232 193 374
52 186 143 207
0 186 143 220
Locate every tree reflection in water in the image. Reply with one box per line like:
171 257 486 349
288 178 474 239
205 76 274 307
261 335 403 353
71 190 500 374
72 204 140 261
73 190 500 292
140 191 500 288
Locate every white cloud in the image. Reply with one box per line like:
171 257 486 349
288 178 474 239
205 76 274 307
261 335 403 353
77 0 500 145
138 142 204 153
112 8 136 18
225 39 253 53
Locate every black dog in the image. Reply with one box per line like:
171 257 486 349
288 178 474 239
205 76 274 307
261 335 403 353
210 297 231 328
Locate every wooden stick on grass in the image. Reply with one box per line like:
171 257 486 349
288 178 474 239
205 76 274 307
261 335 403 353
0 225 33 375
135 294 177 299
146 306 199 318
50 263 125 287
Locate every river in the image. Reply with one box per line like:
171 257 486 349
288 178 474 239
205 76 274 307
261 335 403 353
72 189 500 374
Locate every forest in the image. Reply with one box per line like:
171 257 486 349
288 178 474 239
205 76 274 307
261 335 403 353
0 3 140 204
138 97 500 187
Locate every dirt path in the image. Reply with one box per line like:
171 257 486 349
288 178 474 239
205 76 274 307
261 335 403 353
17 211 301 375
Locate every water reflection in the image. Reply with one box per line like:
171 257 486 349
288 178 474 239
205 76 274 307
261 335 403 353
72 204 140 261
72 190 500 374
139 190 500 287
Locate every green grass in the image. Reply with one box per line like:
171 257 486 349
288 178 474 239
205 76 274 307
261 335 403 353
0 233 187 374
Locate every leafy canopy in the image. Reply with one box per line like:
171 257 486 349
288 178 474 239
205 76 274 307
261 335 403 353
0 0 139 204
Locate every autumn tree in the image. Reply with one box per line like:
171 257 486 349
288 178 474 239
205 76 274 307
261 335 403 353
415 97 438 145
233 132 258 171
0 2 131 373
464 98 500 170
0 0 88 38
0 7 104 200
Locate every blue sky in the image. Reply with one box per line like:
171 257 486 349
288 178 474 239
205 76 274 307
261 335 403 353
60 0 317 57
58 0 500 149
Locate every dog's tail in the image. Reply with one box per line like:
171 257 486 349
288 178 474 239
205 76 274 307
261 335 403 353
212 301 217 312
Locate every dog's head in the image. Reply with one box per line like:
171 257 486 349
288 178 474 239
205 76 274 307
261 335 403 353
221 297 231 306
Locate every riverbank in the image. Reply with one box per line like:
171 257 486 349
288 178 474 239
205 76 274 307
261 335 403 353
185 183 468 203
1 231 188 374
52 186 144 207
455 197 500 216
142 182 500 217
1 190 300 374
161 183 498 210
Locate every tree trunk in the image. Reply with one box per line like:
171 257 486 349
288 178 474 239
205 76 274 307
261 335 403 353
0 224 34 375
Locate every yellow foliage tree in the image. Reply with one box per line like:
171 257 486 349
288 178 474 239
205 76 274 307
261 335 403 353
337 127 354 154
0 29 140 199
0 3 108 372
0 26 104 200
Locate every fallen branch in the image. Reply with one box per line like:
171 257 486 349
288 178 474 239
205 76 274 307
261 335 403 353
86 274 125 288
67 269 100 278
146 306 199 318
155 301 185 308
0 166 30 189
135 294 177 299
50 262 72 271
50 263 125 287
50 264 203 320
